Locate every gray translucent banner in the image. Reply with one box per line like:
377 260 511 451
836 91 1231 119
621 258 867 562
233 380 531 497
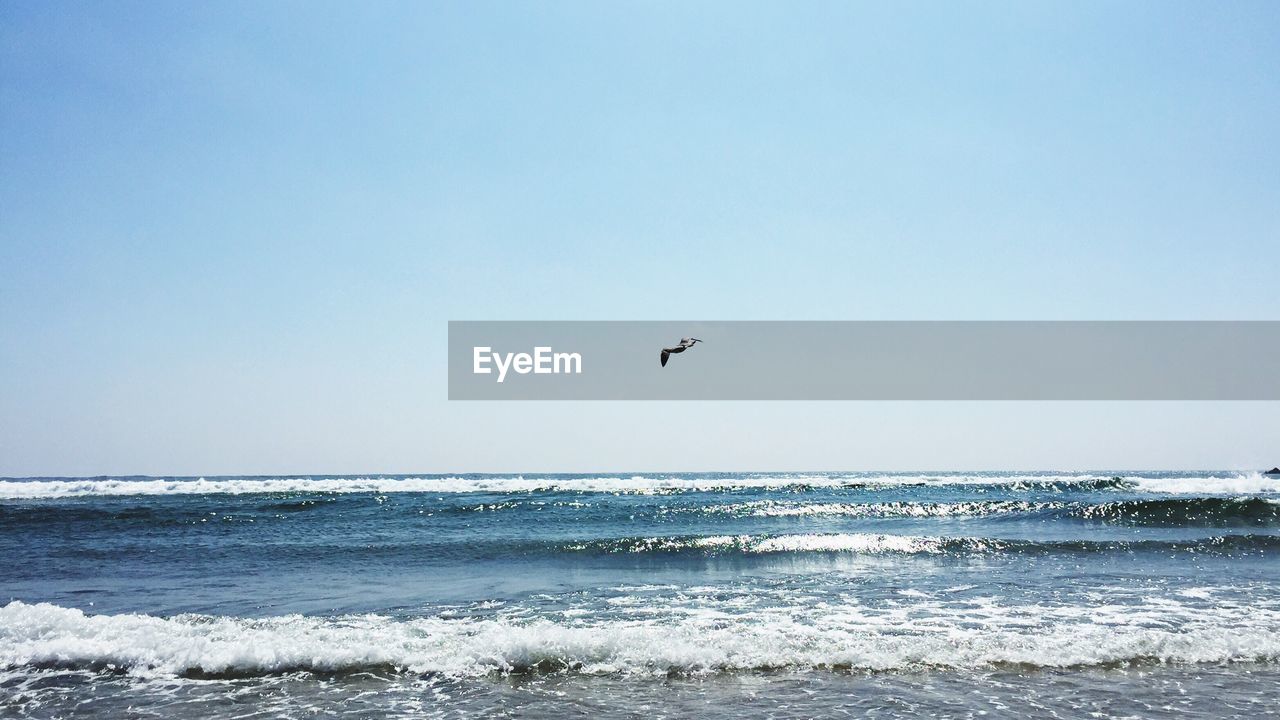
448 321 1280 400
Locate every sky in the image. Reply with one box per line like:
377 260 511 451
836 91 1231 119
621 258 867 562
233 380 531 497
1 1 1278 476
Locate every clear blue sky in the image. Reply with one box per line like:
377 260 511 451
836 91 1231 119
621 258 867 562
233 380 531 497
2 1 1278 475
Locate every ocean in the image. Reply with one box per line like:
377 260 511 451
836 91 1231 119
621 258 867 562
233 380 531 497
2 471 1278 718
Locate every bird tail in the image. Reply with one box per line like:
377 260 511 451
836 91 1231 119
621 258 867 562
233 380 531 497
660 350 670 367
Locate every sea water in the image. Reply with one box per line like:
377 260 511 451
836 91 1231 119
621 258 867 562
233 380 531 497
2 471 1278 718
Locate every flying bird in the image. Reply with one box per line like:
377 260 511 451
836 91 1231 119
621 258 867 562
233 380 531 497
660 337 702 367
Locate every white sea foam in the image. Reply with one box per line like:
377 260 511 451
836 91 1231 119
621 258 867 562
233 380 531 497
2 600 1277 679
0 472 1274 499
570 533 982 555
748 533 960 554
0 476 677 499
701 500 1057 518
1130 472 1280 495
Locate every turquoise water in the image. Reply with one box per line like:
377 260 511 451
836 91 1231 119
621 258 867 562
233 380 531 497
2 471 1279 718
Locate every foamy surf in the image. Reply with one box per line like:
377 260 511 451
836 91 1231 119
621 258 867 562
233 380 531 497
1 472 1275 499
693 497 1280 524
1131 473 1280 495
567 531 1280 556
3 600 1277 679
567 533 981 554
5 470 1280 719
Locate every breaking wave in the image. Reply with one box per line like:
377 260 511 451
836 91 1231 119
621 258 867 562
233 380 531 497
3 601 1277 679
706 497 1280 525
1069 497 1280 525
561 532 1280 556
1 473 1275 499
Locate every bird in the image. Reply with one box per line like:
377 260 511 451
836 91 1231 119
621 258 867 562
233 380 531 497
660 337 702 367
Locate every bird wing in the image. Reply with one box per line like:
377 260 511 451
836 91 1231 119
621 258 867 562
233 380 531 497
660 349 670 367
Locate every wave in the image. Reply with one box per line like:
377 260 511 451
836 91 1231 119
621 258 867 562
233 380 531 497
2 601 1277 679
2 473 1275 499
5 496 1275 533
697 499 1058 518
562 532 1280 556
1130 474 1280 495
1069 497 1280 525
708 497 1280 525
